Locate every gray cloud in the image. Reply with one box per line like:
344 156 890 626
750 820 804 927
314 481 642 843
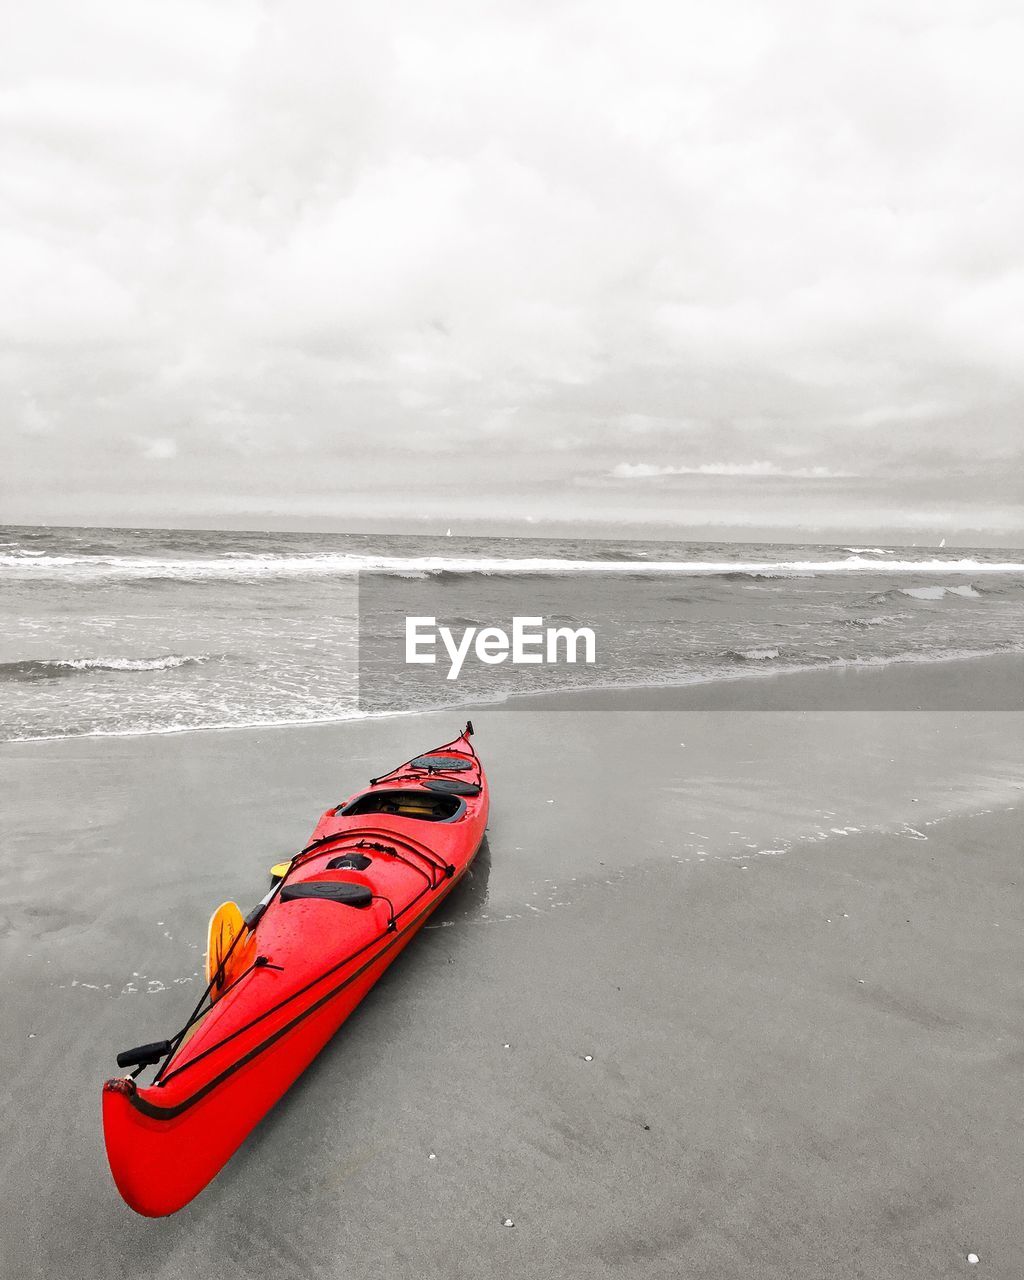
610 462 854 479
1 0 1022 540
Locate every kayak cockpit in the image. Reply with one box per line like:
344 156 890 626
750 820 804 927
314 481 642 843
338 790 466 822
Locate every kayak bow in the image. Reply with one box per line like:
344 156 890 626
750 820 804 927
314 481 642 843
102 723 488 1216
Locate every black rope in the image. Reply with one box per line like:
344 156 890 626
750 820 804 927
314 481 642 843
312 833 445 888
294 831 363 862
352 840 435 888
216 954 283 999
371 894 397 930
152 851 304 1083
353 837 446 886
142 739 476 1084
153 920 252 1082
153 828 445 1083
369 721 477 785
122 864 477 1121
157 878 436 1086
365 829 450 875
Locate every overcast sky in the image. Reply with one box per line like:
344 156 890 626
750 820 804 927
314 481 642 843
2 0 1022 542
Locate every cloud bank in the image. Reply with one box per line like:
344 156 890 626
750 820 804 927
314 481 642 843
610 462 854 480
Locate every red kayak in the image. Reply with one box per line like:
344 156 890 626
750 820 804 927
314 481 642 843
103 723 488 1216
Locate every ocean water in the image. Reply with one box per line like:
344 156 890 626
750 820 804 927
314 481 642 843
1 525 1022 741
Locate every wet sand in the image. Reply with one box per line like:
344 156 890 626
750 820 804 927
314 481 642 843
509 650 1024 711
1 658 1023 1278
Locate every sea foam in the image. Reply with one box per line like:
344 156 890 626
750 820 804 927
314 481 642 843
1 551 1022 583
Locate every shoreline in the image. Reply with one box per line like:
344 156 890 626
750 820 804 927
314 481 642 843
503 650 1024 712
4 648 1023 747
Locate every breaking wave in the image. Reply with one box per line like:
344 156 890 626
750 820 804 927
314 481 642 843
2 551 1022 584
900 584 982 600
0 655 214 683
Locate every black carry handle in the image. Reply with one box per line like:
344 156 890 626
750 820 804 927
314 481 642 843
116 1040 173 1071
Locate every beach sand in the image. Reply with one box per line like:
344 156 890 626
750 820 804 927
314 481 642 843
1 656 1022 1278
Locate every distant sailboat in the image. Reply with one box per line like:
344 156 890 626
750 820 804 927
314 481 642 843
939 537 946 548
445 527 452 537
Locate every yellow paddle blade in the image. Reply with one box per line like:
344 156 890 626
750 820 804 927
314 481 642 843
269 861 290 883
205 901 256 1001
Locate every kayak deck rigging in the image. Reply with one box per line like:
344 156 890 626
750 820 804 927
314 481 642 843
151 822 459 1086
